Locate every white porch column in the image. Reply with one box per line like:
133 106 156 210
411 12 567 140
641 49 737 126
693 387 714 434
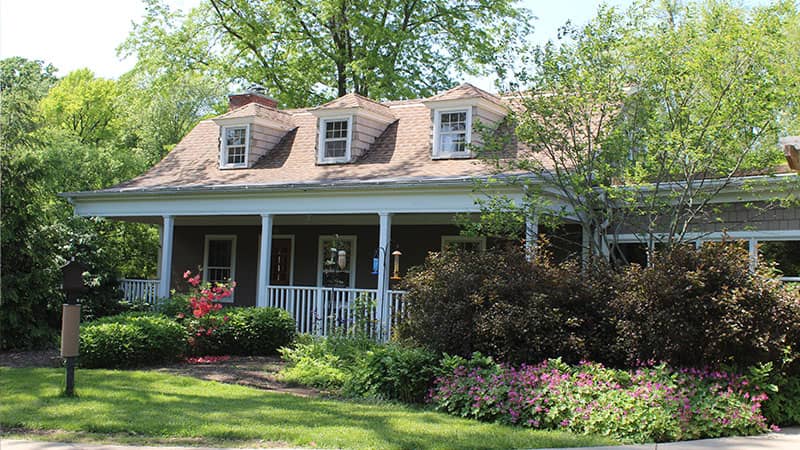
749 238 758 272
256 213 274 308
156 224 163 279
524 214 539 261
377 212 392 338
157 215 174 299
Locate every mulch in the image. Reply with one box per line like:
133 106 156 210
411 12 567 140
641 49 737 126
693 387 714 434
0 350 319 397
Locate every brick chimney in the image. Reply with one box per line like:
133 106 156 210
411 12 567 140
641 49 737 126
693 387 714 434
228 85 277 111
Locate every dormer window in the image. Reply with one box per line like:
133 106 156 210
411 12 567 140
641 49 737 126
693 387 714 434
318 116 352 163
220 125 250 168
433 108 472 158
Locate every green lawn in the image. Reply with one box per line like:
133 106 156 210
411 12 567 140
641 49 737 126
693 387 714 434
0 367 615 449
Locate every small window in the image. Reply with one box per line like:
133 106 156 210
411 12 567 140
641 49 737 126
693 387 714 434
317 235 357 287
221 125 249 168
203 235 237 302
434 109 472 156
441 235 486 252
319 117 352 163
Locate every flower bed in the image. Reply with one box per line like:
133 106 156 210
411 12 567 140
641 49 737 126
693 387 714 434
430 358 776 443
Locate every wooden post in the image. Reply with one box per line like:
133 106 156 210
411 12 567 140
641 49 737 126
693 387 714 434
61 258 88 397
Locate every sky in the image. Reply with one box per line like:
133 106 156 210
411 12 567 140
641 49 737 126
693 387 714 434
0 0 770 93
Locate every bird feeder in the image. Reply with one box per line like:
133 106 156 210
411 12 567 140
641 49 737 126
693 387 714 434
390 250 402 280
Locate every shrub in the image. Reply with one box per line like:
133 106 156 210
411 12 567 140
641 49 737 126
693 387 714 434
398 247 619 365
430 358 774 443
344 343 439 403
80 313 186 368
612 242 800 369
189 307 296 356
279 333 376 390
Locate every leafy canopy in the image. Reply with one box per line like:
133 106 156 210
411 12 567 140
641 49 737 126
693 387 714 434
123 0 532 107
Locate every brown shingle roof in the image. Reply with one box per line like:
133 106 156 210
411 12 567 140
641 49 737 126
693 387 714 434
313 93 394 120
215 103 294 127
425 83 505 107
111 102 529 191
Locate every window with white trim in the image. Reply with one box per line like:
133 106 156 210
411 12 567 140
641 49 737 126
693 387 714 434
441 235 486 252
318 117 352 163
317 235 357 287
221 125 249 168
434 109 472 156
203 235 237 302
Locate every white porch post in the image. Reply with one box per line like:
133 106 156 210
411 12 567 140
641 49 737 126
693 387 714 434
525 214 539 261
158 215 174 299
377 212 392 338
749 238 758 272
156 224 163 279
256 214 274 308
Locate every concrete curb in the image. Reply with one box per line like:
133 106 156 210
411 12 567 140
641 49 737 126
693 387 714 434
3 429 799 450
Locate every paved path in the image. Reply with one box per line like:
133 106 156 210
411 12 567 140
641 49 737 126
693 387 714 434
3 429 799 450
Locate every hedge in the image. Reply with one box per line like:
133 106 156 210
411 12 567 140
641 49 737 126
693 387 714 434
80 313 186 368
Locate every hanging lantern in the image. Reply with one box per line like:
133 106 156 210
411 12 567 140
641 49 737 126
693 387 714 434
337 249 347 270
390 250 402 280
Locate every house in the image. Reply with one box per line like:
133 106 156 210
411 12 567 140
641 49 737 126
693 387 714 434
62 83 800 336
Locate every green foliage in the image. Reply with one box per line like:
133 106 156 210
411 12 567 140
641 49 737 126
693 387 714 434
186 307 296 356
344 343 439 404
0 59 165 350
39 69 120 145
123 0 532 107
613 241 800 369
0 57 56 148
279 333 377 390
79 313 187 368
763 375 800 426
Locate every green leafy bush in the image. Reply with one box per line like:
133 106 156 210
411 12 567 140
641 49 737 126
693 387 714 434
398 247 619 365
189 307 295 356
613 242 800 368
344 343 439 403
279 333 376 390
80 313 186 368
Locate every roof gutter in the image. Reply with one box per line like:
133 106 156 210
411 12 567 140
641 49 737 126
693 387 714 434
60 175 538 200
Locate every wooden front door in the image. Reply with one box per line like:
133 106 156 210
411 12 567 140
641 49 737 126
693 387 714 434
270 238 292 285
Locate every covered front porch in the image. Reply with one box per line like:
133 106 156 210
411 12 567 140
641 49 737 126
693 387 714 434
117 212 539 339
66 180 545 339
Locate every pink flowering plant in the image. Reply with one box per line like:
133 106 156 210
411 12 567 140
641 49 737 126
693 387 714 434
429 357 776 443
170 269 235 354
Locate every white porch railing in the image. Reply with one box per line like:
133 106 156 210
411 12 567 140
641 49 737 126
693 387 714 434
119 279 161 305
266 285 406 341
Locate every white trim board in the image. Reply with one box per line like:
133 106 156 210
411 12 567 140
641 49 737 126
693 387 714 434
68 186 530 218
611 230 800 243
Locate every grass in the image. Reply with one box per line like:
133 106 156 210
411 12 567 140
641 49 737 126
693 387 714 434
0 367 615 449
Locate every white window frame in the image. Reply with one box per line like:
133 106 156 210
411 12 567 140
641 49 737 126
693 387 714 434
433 108 473 158
317 235 357 288
318 116 353 164
441 235 486 252
202 234 237 303
220 124 250 169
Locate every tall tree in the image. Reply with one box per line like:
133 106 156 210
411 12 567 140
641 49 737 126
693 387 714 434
39 69 120 145
0 57 56 148
123 0 532 107
482 0 800 260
